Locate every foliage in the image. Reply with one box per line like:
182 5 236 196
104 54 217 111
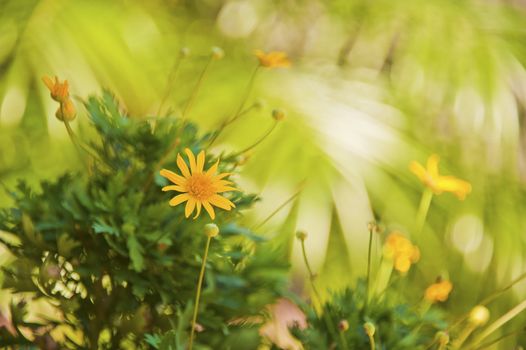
0 92 289 349
290 279 447 350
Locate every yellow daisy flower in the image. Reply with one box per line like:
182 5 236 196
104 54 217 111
160 148 237 220
410 154 472 200
254 50 291 68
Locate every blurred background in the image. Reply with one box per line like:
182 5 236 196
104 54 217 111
1 0 526 347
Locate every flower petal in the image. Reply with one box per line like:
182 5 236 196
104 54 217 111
409 161 426 182
176 154 191 178
169 193 190 206
196 150 205 173
193 201 202 219
205 160 219 176
202 201 216 220
160 169 187 185
185 199 196 218
212 172 232 181
435 176 472 200
427 154 440 178
162 185 186 192
185 148 197 174
215 186 238 193
209 194 235 210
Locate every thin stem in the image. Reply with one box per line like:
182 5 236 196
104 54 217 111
299 239 343 349
156 53 184 118
469 299 526 348
451 324 476 349
367 334 376 350
472 326 526 350
232 120 278 157
339 331 350 350
449 272 526 333
182 55 213 120
416 188 433 234
365 227 374 307
208 65 260 147
188 236 213 350
253 183 305 230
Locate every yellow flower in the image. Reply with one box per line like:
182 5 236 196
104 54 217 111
254 50 291 68
42 76 70 103
160 148 237 220
55 98 76 121
410 154 472 200
383 232 420 273
425 279 453 303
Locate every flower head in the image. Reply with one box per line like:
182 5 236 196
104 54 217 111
255 50 291 68
383 232 420 273
425 279 453 303
160 148 237 220
410 154 471 200
42 76 70 103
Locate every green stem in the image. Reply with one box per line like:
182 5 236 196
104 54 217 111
469 299 526 348
253 182 305 230
232 120 278 157
299 239 343 349
416 188 433 234
188 236 212 350
208 66 260 147
451 324 476 349
448 272 526 333
365 227 374 307
182 55 213 120
368 334 376 350
339 331 350 350
156 53 184 118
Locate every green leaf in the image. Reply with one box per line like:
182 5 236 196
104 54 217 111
92 221 119 235
57 233 81 258
127 235 145 272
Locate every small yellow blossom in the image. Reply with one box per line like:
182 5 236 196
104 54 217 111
55 98 76 121
160 148 237 220
383 232 420 273
255 50 291 68
42 76 70 103
425 279 453 303
410 154 472 200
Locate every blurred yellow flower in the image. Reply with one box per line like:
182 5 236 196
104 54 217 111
425 279 453 303
42 76 70 103
410 154 472 200
383 232 420 273
255 50 291 68
160 148 237 220
55 98 76 121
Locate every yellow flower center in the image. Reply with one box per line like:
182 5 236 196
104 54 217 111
186 174 215 200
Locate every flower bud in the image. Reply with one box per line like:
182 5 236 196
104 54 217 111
364 322 375 337
211 46 224 60
469 305 490 327
204 223 219 238
296 230 307 241
55 99 76 121
338 320 349 332
272 109 286 121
